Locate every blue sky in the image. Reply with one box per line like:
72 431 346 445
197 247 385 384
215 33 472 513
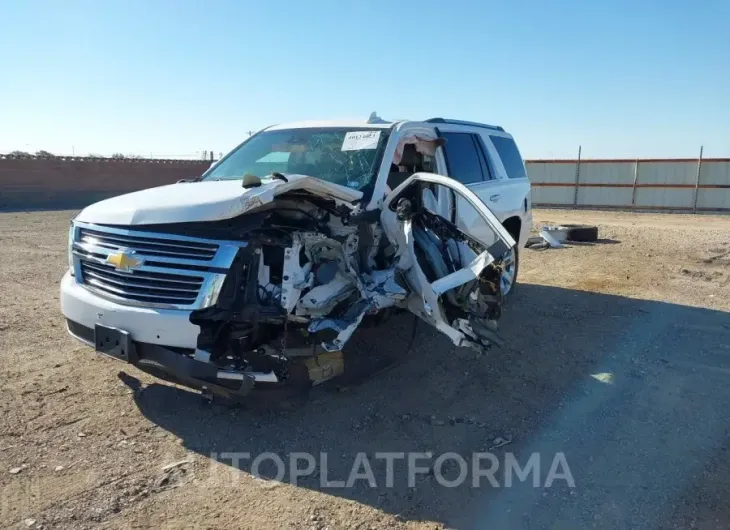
1 0 728 159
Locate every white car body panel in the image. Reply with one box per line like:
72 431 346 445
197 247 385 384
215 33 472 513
61 271 200 348
76 174 362 226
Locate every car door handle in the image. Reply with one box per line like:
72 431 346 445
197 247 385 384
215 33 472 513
489 194 501 202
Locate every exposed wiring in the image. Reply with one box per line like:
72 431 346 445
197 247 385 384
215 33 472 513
257 282 277 306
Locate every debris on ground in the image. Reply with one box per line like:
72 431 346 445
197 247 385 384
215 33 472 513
161 459 193 472
527 223 600 250
526 226 568 249
156 459 193 490
488 436 512 450
540 227 567 248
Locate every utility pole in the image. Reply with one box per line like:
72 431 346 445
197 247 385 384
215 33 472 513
246 130 254 137
693 145 704 213
573 145 582 207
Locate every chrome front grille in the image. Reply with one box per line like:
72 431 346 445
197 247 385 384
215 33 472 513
71 222 243 309
78 228 218 261
79 260 204 305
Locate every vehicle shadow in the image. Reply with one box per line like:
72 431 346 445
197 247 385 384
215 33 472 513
122 283 730 529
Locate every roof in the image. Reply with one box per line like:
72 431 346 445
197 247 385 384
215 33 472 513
264 118 508 134
266 120 396 131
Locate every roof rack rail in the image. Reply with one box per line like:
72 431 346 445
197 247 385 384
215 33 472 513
425 118 504 132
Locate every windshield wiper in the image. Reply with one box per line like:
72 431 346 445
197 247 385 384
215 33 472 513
270 172 288 183
178 176 208 183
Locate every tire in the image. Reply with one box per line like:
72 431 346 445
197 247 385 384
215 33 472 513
561 224 599 243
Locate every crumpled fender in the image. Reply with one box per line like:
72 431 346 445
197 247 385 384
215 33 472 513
76 174 363 226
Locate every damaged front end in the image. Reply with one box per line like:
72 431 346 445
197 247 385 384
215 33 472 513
172 173 514 398
180 184 404 396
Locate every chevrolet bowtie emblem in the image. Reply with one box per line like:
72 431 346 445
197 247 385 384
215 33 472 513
106 250 143 272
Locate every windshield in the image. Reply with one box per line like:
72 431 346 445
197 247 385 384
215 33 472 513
203 127 391 194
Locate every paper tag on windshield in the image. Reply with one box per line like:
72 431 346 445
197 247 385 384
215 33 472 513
341 131 381 151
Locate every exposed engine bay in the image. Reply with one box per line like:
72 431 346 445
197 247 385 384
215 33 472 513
156 174 515 392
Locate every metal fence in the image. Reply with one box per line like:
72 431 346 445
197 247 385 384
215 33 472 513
0 151 221 161
526 152 730 213
4 148 730 213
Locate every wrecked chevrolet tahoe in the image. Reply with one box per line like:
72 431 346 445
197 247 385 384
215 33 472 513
61 116 532 399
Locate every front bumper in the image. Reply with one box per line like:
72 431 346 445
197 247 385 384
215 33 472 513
62 271 274 397
66 319 255 397
60 271 200 349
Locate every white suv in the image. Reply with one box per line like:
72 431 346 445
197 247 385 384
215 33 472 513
61 116 531 400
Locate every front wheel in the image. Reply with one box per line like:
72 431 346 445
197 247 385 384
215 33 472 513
500 247 519 296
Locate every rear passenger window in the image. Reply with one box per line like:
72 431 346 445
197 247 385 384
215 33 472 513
442 132 487 184
489 136 527 179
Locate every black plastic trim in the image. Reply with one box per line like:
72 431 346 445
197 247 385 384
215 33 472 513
474 135 497 181
67 319 255 397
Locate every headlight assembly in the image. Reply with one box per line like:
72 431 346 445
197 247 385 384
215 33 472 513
68 216 78 276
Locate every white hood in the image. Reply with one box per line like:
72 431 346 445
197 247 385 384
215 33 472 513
75 175 363 225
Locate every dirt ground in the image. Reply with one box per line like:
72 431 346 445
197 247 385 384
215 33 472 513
1 208 729 529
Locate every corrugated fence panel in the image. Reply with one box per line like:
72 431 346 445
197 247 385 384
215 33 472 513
578 186 634 206
580 162 635 185
697 162 730 210
699 161 730 185
638 161 697 185
533 185 575 205
577 162 634 206
528 162 577 184
634 188 695 208
696 189 730 210
527 159 730 212
527 162 575 205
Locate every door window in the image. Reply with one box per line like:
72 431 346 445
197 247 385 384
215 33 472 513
453 192 498 247
425 183 500 249
442 132 488 184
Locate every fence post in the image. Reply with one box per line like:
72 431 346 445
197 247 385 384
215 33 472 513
631 159 639 209
693 145 703 213
573 145 582 207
